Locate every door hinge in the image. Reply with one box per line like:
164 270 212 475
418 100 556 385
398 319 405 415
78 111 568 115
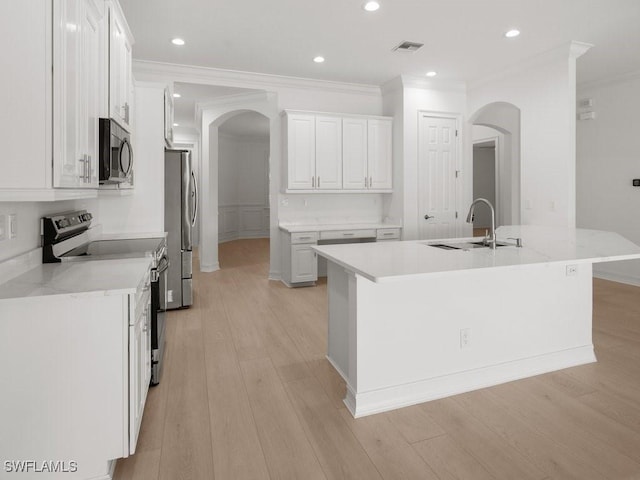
455 129 458 137
455 170 460 178
455 211 458 219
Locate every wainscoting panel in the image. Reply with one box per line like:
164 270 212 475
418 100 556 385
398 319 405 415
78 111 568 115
219 205 270 243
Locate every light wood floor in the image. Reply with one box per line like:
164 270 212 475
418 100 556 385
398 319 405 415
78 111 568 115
115 238 640 480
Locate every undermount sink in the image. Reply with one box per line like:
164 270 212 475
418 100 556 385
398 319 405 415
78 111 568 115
426 240 511 250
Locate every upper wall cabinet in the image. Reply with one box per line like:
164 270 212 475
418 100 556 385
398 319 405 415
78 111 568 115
283 110 393 193
0 0 108 201
108 0 134 132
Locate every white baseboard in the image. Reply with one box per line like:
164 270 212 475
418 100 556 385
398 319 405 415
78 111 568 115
200 262 220 272
343 345 596 418
593 270 640 287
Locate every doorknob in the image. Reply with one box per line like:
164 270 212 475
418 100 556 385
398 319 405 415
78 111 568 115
424 214 434 220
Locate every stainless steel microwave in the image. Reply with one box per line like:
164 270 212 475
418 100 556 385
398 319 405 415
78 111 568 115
99 118 133 184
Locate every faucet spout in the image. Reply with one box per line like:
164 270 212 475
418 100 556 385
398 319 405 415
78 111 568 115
466 198 497 250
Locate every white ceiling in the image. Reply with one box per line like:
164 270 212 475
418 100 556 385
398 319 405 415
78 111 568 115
120 0 640 86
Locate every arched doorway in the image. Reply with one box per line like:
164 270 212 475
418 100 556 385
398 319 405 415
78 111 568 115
199 92 279 276
468 102 521 226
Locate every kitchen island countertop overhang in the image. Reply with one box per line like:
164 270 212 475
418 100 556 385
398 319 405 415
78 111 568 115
312 226 640 418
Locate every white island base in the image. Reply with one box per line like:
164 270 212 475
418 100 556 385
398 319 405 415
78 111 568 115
326 260 596 418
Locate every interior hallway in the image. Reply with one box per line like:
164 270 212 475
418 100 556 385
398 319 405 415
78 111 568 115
115 238 640 480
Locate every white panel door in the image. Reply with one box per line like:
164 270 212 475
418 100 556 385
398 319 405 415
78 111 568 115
342 117 368 190
368 119 393 190
286 114 315 189
418 115 458 240
315 115 342 189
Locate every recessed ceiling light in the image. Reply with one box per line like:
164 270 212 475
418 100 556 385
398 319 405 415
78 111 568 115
363 1 380 12
313 56 325 63
171 38 185 46
504 29 520 38
173 123 179 127
426 71 437 77
173 93 181 98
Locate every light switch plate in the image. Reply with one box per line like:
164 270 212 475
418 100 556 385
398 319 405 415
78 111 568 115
0 215 7 241
8 214 16 239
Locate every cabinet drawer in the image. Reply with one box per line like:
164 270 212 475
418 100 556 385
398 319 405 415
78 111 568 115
377 228 401 240
320 229 376 240
291 232 319 244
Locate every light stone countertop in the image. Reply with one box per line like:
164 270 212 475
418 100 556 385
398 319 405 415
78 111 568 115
0 257 152 302
279 222 402 233
312 225 640 283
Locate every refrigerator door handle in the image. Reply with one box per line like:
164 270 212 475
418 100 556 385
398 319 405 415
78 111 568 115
191 170 198 227
181 152 192 250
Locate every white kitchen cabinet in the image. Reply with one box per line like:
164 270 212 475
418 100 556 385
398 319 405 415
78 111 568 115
291 244 318 283
53 0 104 188
315 115 343 189
283 110 392 193
0 265 151 478
342 117 368 189
109 0 134 131
368 118 393 190
130 280 151 453
343 117 393 191
0 0 106 200
285 113 316 189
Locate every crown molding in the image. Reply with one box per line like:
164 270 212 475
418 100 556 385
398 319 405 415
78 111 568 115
197 91 276 112
401 75 467 93
133 60 382 97
578 69 640 92
468 40 593 92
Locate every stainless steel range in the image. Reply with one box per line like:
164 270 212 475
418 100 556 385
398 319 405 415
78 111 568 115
42 210 169 386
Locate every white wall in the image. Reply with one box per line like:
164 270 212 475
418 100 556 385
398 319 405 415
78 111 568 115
472 146 496 228
0 200 92 262
382 77 467 240
467 41 591 229
95 82 166 235
577 72 640 284
218 133 270 242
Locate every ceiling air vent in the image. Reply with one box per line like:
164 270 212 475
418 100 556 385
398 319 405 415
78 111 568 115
392 41 424 53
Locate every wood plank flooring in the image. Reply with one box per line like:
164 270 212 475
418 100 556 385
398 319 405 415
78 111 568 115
115 239 640 480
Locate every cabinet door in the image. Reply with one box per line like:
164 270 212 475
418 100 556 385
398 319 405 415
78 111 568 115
315 115 342 189
129 301 150 455
291 245 318 283
286 114 315 189
53 0 83 188
53 0 103 188
342 117 368 190
368 119 393 190
81 0 103 187
110 5 132 130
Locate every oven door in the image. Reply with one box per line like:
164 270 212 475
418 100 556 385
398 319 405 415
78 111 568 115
150 256 169 386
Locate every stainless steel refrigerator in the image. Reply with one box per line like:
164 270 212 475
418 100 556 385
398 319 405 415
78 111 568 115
165 149 197 309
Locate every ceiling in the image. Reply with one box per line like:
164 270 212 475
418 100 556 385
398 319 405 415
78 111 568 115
120 0 640 87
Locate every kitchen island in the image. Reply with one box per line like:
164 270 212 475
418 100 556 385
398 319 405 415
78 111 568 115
313 226 640 417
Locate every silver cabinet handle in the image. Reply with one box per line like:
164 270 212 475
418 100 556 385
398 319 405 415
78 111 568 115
343 233 355 236
299 236 312 240
123 103 130 124
369 176 373 188
383 232 394 236
312 176 315 188
87 155 92 182
318 176 320 188
364 176 368 188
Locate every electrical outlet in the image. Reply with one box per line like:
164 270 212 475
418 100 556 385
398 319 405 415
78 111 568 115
8 214 17 239
566 265 578 276
460 328 471 348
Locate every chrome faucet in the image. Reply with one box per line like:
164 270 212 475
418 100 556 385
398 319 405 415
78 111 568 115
466 198 497 250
